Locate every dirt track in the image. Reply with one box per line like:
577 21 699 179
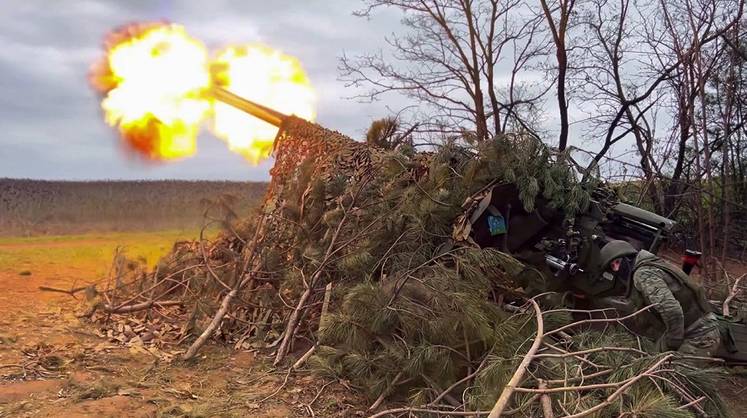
0 234 363 417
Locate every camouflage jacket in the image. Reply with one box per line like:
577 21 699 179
632 251 711 350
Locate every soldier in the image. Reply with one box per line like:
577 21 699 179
599 240 720 356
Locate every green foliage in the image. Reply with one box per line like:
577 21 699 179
269 133 600 406
126 127 724 415
250 132 721 414
619 389 693 418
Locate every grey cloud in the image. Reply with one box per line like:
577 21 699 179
0 0 405 180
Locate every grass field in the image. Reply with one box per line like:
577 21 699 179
0 230 200 280
0 179 266 236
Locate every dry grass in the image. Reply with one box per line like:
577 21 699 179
0 230 202 282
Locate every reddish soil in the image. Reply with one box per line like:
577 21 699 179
0 238 365 418
3 237 747 417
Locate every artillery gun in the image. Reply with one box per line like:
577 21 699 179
217 88 747 363
463 182 747 363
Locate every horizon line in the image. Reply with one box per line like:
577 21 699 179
0 177 268 183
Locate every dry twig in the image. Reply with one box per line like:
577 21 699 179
182 215 267 360
723 273 746 316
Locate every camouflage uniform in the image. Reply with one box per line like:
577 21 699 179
632 250 720 356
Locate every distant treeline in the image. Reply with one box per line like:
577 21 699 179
0 179 267 236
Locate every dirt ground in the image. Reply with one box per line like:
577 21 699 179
0 233 365 418
3 233 747 417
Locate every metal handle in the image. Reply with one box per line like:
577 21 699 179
545 255 581 276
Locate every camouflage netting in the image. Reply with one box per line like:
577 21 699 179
84 117 729 417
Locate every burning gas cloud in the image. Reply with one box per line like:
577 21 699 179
211 45 315 164
90 23 316 163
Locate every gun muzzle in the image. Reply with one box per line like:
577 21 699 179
212 87 287 127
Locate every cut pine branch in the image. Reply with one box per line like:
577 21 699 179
488 298 544 418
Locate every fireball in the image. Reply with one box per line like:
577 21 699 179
210 45 316 164
90 23 316 164
90 23 211 160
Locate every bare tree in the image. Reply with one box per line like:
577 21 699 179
340 0 549 141
703 21 747 264
539 0 577 150
575 0 679 184
571 0 741 191
651 0 743 267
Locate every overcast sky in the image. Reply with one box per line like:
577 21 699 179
0 0 402 181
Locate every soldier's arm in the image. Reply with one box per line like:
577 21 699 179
633 267 685 350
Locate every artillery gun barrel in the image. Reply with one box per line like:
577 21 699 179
212 86 287 127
